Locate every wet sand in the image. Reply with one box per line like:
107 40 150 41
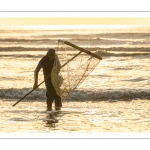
0 99 150 132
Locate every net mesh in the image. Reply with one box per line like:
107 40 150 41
51 40 101 100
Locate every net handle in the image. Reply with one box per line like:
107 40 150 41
58 40 102 60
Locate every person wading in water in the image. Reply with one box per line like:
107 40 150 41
33 49 62 111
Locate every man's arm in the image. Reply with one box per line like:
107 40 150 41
33 62 42 89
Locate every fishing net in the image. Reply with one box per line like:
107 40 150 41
51 40 102 100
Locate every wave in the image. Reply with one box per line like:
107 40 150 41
0 88 46 99
1 88 150 100
1 32 150 38
1 47 150 58
0 38 55 42
0 36 149 44
1 32 150 48
95 50 150 57
0 47 48 51
1 45 150 51
71 89 150 100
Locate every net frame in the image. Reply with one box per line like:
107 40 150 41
51 40 102 99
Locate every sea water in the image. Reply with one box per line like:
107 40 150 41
0 26 150 132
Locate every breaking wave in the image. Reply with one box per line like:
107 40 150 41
1 47 150 58
1 88 150 100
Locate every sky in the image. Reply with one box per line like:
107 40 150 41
1 16 150 30
1 17 150 26
0 11 150 28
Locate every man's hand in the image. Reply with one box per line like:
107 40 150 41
33 82 38 89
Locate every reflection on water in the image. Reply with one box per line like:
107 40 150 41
45 111 60 128
1 99 150 132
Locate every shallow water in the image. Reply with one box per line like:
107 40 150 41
1 26 150 132
0 99 150 132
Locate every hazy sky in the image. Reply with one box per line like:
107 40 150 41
0 17 150 26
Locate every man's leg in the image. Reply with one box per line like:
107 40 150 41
45 80 55 111
46 92 54 111
45 78 62 110
52 90 62 110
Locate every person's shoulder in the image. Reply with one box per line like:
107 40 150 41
40 55 49 65
40 55 47 61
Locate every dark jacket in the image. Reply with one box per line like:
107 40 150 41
40 55 54 79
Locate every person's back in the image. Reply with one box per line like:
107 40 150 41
33 49 62 111
40 55 54 79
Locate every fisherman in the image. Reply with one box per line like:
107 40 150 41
33 49 62 111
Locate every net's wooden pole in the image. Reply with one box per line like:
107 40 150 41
63 40 102 60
